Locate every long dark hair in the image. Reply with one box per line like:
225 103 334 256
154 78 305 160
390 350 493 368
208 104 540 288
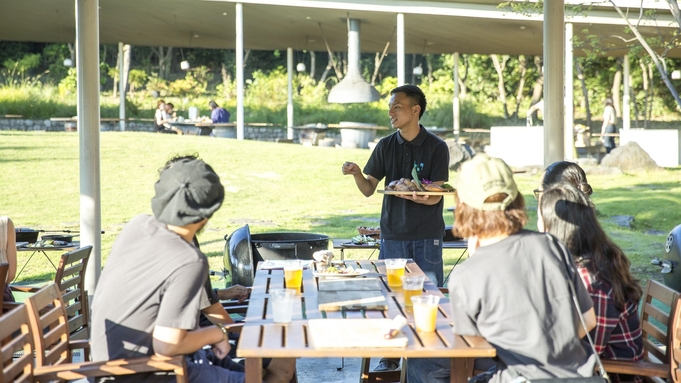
541 161 593 196
539 183 641 309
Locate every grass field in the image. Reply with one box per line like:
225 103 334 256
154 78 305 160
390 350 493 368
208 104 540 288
1 131 680 288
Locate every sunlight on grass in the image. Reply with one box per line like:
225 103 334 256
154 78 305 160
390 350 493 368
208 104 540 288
1 131 680 287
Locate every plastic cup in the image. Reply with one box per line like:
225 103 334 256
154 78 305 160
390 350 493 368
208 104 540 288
270 288 296 323
385 258 408 287
411 295 440 332
284 260 303 289
402 275 425 307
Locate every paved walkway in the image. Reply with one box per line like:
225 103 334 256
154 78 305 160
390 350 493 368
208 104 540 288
72 353 382 382
296 357 377 383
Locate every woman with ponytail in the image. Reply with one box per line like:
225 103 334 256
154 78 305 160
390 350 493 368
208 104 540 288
538 183 643 382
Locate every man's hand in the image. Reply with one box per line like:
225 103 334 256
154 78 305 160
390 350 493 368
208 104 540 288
395 192 442 205
342 161 361 176
220 285 250 303
211 338 231 360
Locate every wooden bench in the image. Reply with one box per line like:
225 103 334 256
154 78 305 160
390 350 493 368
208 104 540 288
602 279 681 382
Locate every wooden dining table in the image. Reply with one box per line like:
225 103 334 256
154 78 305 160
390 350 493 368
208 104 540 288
236 259 495 383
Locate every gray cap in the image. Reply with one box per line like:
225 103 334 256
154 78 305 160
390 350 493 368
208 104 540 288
151 159 225 226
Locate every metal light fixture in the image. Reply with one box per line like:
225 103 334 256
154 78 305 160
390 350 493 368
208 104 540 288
181 31 196 71
327 18 380 103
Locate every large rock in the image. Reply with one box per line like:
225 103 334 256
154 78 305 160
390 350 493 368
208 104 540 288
600 141 663 173
445 139 475 171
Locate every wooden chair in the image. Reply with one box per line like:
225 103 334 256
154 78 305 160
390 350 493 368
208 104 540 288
0 262 8 313
10 246 92 359
0 301 188 383
601 279 681 382
671 297 681 383
14 282 189 382
360 358 406 383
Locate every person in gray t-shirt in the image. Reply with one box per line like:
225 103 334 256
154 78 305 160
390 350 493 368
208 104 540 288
407 154 597 383
90 158 295 383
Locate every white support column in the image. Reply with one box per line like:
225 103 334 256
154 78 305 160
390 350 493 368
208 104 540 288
564 23 574 160
397 13 405 86
287 47 294 140
543 0 565 167
118 42 126 132
236 3 245 140
76 0 102 296
623 54 631 130
453 52 460 141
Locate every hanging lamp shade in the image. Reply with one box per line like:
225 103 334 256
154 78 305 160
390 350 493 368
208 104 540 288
327 19 380 104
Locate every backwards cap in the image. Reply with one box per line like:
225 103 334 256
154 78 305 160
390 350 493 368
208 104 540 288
454 153 518 211
151 159 225 226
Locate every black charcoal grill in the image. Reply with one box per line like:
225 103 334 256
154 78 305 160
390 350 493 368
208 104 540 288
223 225 329 287
653 224 681 293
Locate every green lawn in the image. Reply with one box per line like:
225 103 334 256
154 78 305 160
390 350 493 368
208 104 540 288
2 131 680 288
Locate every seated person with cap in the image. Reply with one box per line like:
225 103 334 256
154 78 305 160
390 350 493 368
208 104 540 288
90 156 295 383
407 153 597 383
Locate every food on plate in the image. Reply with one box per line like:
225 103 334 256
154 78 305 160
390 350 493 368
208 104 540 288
386 178 423 192
385 178 455 193
422 183 447 192
318 264 356 274
352 235 377 245
357 226 380 237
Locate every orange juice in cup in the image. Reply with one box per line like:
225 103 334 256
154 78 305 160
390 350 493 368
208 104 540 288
411 295 440 332
385 258 408 286
402 275 425 306
284 260 303 289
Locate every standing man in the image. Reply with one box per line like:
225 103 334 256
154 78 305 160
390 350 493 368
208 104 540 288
209 100 231 123
342 84 449 372
90 157 295 383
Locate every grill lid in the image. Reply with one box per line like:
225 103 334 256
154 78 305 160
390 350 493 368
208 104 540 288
224 224 255 287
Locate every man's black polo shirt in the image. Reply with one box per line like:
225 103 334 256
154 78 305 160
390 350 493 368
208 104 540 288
364 125 450 241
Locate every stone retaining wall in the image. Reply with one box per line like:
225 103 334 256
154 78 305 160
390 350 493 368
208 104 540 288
0 118 342 144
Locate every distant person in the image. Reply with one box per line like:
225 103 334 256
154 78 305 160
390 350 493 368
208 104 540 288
154 100 167 132
209 100 230 123
525 99 543 125
538 183 643 382
600 97 618 153
1 216 17 305
163 102 182 134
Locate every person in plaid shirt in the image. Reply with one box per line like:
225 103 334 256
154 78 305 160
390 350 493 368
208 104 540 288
538 182 643 383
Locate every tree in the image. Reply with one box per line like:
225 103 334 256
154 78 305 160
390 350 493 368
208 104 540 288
151 47 173 80
491 54 510 118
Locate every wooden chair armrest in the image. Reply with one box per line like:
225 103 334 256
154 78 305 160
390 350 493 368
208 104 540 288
222 303 248 314
601 359 670 378
224 322 243 333
33 355 188 383
9 284 41 293
3 302 22 311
